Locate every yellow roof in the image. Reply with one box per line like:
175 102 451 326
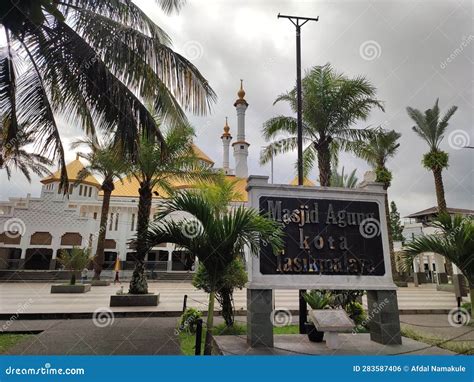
289 176 315 186
192 144 214 165
107 175 248 202
41 159 100 187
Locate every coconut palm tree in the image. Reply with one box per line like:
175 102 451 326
128 125 215 294
260 63 383 186
72 137 128 280
402 213 473 319
0 0 216 191
0 124 52 181
330 167 358 188
352 129 401 278
406 99 457 213
145 191 284 354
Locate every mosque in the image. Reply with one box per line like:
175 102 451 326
0 83 251 274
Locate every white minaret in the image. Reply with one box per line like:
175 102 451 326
221 117 232 175
232 80 249 178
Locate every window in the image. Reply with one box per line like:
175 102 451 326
109 213 114 230
114 213 119 231
88 187 92 197
79 185 83 196
131 214 135 231
93 212 98 220
69 184 73 194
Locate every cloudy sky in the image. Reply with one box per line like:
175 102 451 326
1 0 472 217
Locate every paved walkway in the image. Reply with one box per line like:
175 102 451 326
1 317 181 355
0 282 467 316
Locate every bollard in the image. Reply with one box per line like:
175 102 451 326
182 294 188 313
195 318 203 355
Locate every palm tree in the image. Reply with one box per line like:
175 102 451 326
58 247 92 285
145 191 284 354
330 167 358 188
195 174 245 327
0 0 216 191
402 213 473 319
0 124 52 181
352 129 401 278
72 137 128 280
260 63 383 186
128 125 215 294
406 99 457 213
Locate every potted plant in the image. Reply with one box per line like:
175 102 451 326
51 247 93 293
303 290 333 342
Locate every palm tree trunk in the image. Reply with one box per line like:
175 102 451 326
432 167 447 213
70 272 76 286
129 181 152 294
93 180 114 280
204 290 215 355
317 142 332 187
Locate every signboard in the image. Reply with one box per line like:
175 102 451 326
259 196 385 276
246 176 396 290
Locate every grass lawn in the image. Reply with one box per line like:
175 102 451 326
0 334 31 354
401 326 473 355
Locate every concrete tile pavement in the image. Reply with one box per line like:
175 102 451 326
2 317 181 355
0 282 467 316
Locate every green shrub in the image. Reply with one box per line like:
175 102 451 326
178 308 202 334
345 301 367 326
303 290 333 309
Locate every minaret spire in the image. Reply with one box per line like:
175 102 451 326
232 80 249 178
221 117 232 175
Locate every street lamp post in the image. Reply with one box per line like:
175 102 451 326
278 12 318 335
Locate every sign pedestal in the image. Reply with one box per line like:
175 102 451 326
367 290 402 344
247 289 274 347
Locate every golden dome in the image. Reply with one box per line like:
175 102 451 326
234 79 248 107
221 117 232 138
237 79 245 99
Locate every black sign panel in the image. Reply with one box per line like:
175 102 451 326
259 196 385 276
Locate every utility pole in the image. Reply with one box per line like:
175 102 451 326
278 12 318 335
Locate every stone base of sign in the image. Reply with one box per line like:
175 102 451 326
214 333 454 355
247 289 273 348
437 272 448 284
367 290 402 345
